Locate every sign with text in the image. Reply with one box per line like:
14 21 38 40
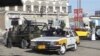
74 8 83 21
74 8 83 28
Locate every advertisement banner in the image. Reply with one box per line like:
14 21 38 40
74 8 83 28
74 8 83 21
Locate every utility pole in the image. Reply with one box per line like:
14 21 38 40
77 0 82 28
77 0 81 9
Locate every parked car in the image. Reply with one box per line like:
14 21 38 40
5 19 48 48
95 26 100 39
31 29 80 55
75 28 90 39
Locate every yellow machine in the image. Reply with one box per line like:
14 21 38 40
75 28 90 39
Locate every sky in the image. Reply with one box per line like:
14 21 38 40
69 0 100 16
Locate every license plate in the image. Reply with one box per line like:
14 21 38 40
38 45 45 49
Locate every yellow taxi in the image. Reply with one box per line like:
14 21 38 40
31 29 80 55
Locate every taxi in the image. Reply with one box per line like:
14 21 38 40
31 29 79 55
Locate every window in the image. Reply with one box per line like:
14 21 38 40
48 6 53 13
40 6 46 13
9 6 15 11
55 6 60 12
69 31 74 37
18 6 23 11
26 5 31 12
62 7 66 13
34 5 39 13
11 18 19 26
48 20 53 24
0 7 5 11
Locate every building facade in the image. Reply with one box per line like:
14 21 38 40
0 0 69 30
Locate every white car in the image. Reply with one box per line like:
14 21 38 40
31 29 78 55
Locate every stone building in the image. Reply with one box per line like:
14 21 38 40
0 0 69 30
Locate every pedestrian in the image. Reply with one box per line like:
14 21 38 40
3 29 8 46
6 28 12 48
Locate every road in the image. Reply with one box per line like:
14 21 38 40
0 38 100 56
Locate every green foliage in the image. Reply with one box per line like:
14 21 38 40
60 21 66 29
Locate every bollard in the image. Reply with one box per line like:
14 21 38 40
91 33 96 40
91 28 96 40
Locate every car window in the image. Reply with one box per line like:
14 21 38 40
65 31 72 38
72 31 78 36
68 31 74 37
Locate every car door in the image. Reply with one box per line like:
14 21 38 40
68 31 75 45
66 31 72 46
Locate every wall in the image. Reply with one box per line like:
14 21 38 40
0 13 5 30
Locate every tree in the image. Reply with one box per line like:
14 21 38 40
60 21 66 29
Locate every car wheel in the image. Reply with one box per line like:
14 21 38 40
21 39 28 49
72 43 77 51
58 45 66 55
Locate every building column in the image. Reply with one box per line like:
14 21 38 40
31 5 34 12
46 5 48 14
60 6 62 13
23 4 26 11
5 6 9 11
53 5 55 12
15 6 18 11
39 5 41 13
66 3 69 13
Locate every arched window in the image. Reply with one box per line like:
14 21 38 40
55 2 60 12
62 3 66 13
18 6 23 11
33 1 39 13
9 6 15 11
25 1 32 12
48 2 53 13
41 1 46 13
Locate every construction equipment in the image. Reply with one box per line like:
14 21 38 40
95 26 100 39
5 18 48 48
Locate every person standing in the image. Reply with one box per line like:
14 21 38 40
6 28 12 48
3 29 8 46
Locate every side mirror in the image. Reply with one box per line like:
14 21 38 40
66 35 70 37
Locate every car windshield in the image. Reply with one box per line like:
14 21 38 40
42 28 66 37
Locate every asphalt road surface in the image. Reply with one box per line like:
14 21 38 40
0 37 100 56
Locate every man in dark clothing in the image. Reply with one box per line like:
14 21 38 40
6 28 12 48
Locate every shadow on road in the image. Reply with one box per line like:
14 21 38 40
25 50 59 55
25 49 70 56
79 45 100 50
